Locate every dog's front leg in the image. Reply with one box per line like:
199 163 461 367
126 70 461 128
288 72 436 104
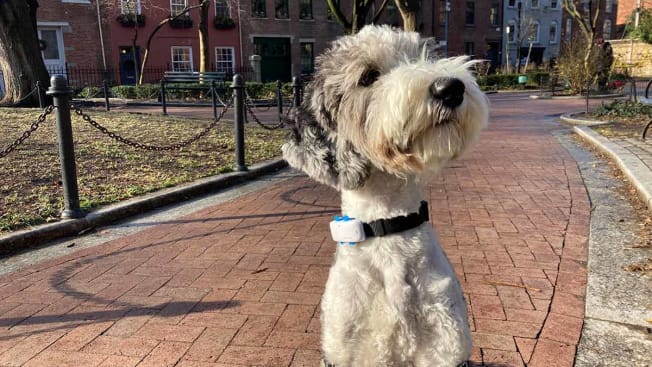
320 257 377 367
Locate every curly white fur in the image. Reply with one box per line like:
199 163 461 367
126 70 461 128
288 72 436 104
282 25 489 367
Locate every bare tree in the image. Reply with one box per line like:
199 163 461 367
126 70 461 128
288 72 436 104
326 0 390 34
516 15 538 73
198 0 209 73
137 0 208 84
107 0 209 84
393 0 420 31
562 0 602 76
0 0 50 107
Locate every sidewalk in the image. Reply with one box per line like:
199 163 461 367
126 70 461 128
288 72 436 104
0 93 648 366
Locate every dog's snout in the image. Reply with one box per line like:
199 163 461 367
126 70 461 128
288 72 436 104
430 78 465 108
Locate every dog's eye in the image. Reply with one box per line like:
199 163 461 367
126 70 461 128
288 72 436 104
359 69 380 87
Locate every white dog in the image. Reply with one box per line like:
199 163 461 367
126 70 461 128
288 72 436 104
282 25 488 367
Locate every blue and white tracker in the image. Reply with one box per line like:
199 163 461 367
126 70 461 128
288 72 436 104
329 216 366 245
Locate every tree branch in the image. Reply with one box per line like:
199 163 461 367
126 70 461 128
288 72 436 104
326 0 352 33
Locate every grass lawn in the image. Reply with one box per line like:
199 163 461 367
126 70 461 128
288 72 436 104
0 107 286 233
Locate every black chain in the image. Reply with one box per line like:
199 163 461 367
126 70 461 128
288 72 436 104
244 99 287 130
73 98 233 151
0 105 55 159
245 90 272 112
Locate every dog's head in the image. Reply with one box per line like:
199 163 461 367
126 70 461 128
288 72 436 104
282 25 488 191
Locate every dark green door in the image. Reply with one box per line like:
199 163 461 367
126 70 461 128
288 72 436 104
254 37 291 82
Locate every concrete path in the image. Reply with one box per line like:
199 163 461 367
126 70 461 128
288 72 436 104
0 93 642 366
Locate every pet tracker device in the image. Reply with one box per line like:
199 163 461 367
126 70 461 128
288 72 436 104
329 216 366 245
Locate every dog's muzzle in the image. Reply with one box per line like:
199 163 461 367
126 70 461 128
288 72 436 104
430 77 465 108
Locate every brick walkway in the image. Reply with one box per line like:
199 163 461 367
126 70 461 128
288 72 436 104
0 94 597 366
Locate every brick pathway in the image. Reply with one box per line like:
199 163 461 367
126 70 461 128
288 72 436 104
0 94 597 366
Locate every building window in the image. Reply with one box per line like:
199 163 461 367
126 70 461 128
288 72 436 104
171 46 193 71
300 0 313 19
605 0 613 13
531 0 539 9
528 21 540 43
215 47 234 74
275 0 289 19
550 0 559 9
490 1 500 26
603 19 612 39
300 42 314 74
507 21 516 43
508 0 516 7
121 0 141 14
170 0 188 16
465 1 474 25
565 18 572 42
252 0 266 17
215 0 231 17
549 21 558 44
464 41 474 56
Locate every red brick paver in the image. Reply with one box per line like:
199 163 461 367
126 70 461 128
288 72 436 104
0 94 596 366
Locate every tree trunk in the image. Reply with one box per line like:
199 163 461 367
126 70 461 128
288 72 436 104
198 0 209 73
395 0 420 31
0 0 50 107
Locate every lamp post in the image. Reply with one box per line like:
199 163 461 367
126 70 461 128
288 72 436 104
516 1 523 73
505 26 511 74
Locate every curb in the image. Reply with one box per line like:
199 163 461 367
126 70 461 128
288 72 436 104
0 158 288 255
560 112 612 126
573 126 652 210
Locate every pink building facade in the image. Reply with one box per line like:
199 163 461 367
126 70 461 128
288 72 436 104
106 0 241 84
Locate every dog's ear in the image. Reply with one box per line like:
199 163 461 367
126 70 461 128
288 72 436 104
335 139 370 190
282 109 370 191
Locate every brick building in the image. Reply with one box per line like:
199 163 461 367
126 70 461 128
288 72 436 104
37 0 110 74
433 0 504 70
560 0 618 45
105 0 240 84
615 0 651 36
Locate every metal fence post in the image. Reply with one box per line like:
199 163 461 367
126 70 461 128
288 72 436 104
46 75 85 219
160 79 168 115
36 81 44 109
586 79 590 115
211 80 218 120
276 80 283 116
103 79 111 111
231 74 247 172
291 76 303 107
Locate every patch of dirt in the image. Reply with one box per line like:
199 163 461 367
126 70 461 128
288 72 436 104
0 107 286 232
584 112 650 138
572 135 652 276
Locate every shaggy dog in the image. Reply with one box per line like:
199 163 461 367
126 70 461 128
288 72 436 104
282 25 489 367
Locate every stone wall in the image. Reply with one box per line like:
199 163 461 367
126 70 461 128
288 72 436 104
610 39 652 77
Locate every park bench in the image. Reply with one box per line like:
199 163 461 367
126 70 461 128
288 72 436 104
160 71 227 117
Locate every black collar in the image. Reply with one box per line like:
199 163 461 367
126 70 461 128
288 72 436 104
362 201 429 237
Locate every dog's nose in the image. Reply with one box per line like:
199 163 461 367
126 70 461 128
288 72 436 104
430 78 465 108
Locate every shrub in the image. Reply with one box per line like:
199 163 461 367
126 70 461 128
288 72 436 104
555 36 599 94
594 100 652 118
76 86 103 99
111 84 161 99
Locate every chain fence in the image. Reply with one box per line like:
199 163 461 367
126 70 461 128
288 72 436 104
72 97 234 151
244 98 290 131
1 74 303 230
0 105 55 159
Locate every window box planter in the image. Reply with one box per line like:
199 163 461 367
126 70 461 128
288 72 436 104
117 13 145 27
213 16 236 29
169 15 193 29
